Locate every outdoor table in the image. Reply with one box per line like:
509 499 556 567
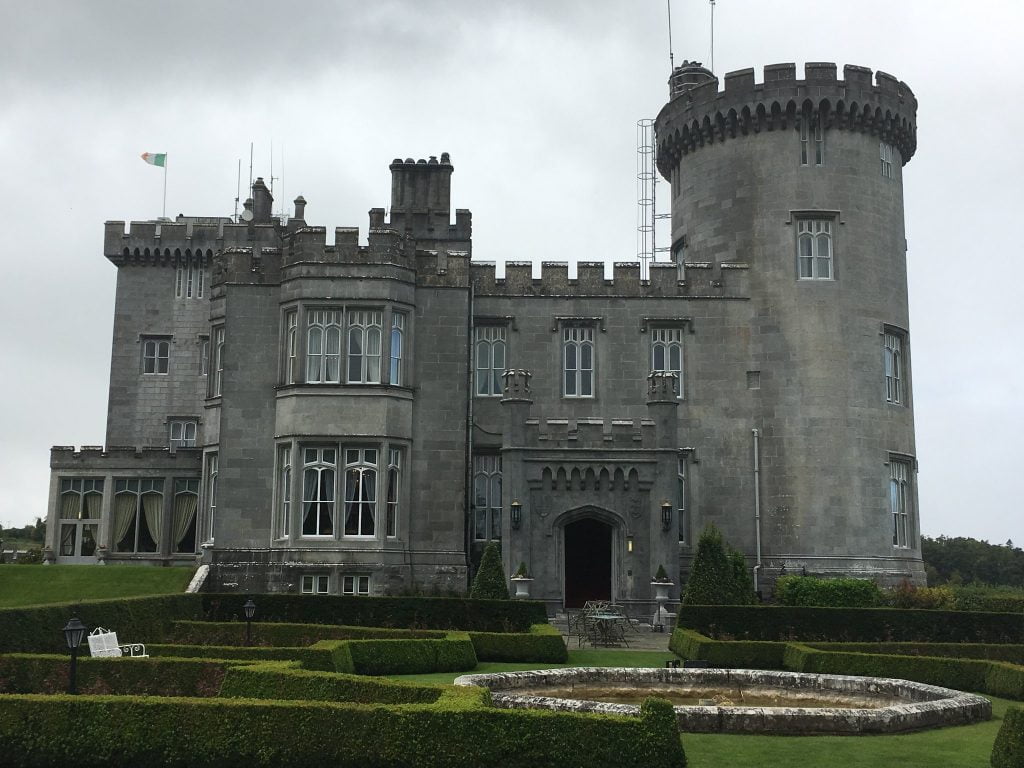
587 613 629 646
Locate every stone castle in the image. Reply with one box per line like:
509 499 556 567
45 61 924 613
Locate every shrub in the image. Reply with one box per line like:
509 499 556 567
329 635 478 675
885 581 956 610
218 662 462 705
168 620 445 647
469 624 568 663
774 575 883 608
986 662 1024 700
0 594 202 653
471 540 509 600
0 694 687 768
804 641 1024 664
992 706 1024 768
676 605 1024 643
669 628 786 669
201 593 545 632
951 585 1024 614
148 644 337 671
0 653 228 697
683 525 755 605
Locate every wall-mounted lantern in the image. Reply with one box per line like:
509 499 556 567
510 500 522 530
661 500 673 531
627 536 634 553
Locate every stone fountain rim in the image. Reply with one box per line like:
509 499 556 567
453 666 992 735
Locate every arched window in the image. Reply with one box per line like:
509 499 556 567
302 448 335 536
797 219 833 280
474 326 506 396
344 448 377 536
347 310 382 383
306 310 342 383
390 313 405 385
172 479 199 553
651 328 683 397
563 326 594 397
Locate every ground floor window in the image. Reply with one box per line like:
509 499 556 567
172 479 199 553
890 458 912 548
301 574 329 594
473 454 502 541
342 575 370 595
113 478 163 553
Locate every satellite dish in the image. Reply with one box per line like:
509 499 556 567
240 209 254 222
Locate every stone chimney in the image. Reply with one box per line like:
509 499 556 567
252 177 274 223
293 195 306 221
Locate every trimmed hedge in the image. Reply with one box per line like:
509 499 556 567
992 706 1024 768
668 628 786 669
168 620 445 647
469 624 568 663
677 604 1024 643
774 575 883 607
0 594 202 653
0 653 228 697
218 661 479 705
202 593 547 632
331 634 478 675
784 643 993 692
148 643 337 671
805 642 1024 664
0 694 687 768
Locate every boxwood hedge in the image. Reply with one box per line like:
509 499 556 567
0 653 229 697
330 634 478 675
992 706 1024 768
148 643 338 671
168 620 445 647
468 624 568 663
677 604 1024 643
0 694 686 768
202 593 548 632
804 641 1024 664
218 661 478 705
0 594 202 653
668 628 786 669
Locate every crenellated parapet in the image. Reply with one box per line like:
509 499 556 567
524 417 659 450
655 62 917 177
470 259 747 298
104 219 279 267
50 445 202 471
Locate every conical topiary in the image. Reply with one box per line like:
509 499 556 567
683 523 755 605
470 540 509 600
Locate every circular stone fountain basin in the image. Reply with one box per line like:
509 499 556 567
453 667 991 735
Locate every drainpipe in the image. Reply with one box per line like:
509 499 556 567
464 283 475 580
752 428 763 594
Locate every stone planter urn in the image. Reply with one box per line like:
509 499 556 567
650 580 674 630
510 577 534 599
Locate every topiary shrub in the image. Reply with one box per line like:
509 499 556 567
992 706 1024 768
471 541 509 600
683 524 755 605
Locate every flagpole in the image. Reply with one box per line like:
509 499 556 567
162 157 168 219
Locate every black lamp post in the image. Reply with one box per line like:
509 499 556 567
510 500 522 530
243 598 256 646
661 500 673 531
62 616 87 695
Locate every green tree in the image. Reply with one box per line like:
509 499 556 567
470 540 509 600
683 524 755 605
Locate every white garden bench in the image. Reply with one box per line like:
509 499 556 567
87 627 148 658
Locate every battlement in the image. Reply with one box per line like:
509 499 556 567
50 445 202 471
470 258 745 298
522 417 661 450
655 62 917 175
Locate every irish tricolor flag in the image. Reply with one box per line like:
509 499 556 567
140 152 167 167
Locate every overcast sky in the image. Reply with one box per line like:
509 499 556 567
1 1 1021 546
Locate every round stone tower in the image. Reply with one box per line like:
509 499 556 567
655 62 924 587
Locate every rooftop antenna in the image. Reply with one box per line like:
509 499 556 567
709 0 716 73
666 0 675 72
248 142 254 196
233 158 241 222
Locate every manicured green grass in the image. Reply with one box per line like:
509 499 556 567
683 696 1015 768
392 649 1013 766
0 564 195 608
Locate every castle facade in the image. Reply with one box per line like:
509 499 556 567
45 61 924 612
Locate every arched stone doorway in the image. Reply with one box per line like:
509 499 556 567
563 517 613 608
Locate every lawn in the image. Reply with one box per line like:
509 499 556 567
392 649 1013 767
0 564 195 608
